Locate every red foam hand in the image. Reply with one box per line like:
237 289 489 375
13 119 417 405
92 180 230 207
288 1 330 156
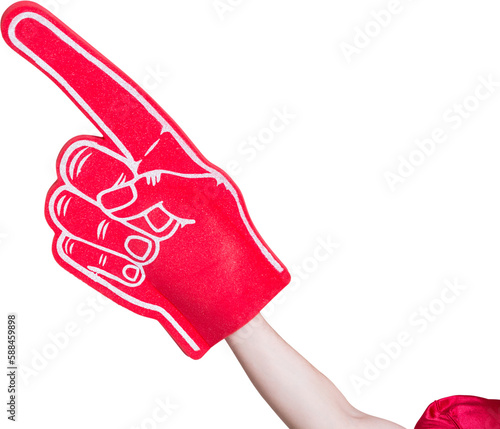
1 1 290 359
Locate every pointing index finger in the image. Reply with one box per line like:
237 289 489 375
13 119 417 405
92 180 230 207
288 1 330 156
1 2 194 164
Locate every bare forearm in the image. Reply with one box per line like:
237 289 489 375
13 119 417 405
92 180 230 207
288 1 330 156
226 313 405 429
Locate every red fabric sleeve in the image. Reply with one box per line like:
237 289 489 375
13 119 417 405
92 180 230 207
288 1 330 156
415 395 500 429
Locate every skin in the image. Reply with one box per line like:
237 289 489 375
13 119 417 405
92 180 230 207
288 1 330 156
226 313 406 429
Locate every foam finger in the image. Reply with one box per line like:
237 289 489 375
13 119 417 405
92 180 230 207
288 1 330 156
2 2 209 172
57 234 144 287
59 137 135 200
50 188 156 262
1 3 159 160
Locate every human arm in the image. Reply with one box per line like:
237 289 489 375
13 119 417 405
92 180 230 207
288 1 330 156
226 313 406 429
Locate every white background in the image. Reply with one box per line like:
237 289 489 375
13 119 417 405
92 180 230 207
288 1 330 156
1 0 500 428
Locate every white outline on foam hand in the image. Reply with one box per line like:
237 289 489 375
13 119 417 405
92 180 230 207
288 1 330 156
8 11 285 353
